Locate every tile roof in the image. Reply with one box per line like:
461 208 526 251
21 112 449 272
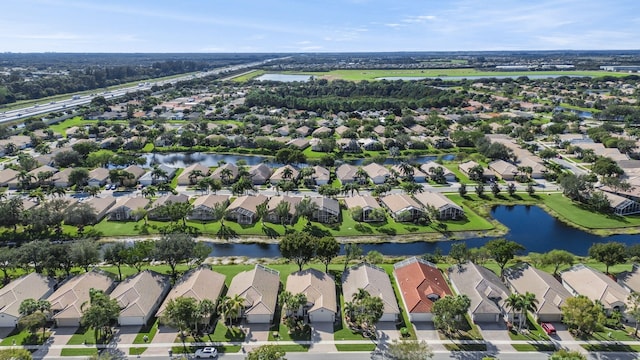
286 269 337 313
394 257 452 314
156 267 225 317
48 271 115 322
110 270 170 319
227 264 280 316
0 273 56 318
342 263 400 316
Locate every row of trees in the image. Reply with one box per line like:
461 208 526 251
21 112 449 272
0 233 208 284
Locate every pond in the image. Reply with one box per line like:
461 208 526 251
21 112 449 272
376 75 591 81
255 74 313 82
204 205 640 257
142 152 455 168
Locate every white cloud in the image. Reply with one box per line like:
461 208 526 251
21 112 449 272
402 15 436 23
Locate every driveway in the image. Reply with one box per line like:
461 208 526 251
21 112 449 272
476 322 514 354
413 322 445 352
551 323 585 354
244 323 270 351
145 325 178 356
32 326 77 358
309 322 336 353
375 321 401 349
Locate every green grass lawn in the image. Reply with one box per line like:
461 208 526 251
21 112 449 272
335 343 377 351
542 193 640 233
67 327 103 345
231 70 265 82
210 321 247 342
60 348 98 356
128 319 157 355
0 329 50 346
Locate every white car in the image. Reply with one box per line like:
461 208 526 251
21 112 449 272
195 347 218 358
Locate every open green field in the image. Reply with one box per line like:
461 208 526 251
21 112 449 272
284 69 629 81
542 193 640 234
231 70 265 82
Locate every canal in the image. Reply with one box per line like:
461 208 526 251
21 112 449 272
205 205 640 258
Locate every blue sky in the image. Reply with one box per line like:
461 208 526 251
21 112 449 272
1 0 638 53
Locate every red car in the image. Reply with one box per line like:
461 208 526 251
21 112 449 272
541 322 556 335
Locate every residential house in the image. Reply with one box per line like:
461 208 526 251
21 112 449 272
312 126 333 138
210 163 238 184
75 196 116 223
335 125 350 137
139 165 177 186
110 271 171 326
393 257 452 322
618 264 640 293
488 160 518 180
504 263 572 322
269 165 300 183
311 197 340 224
336 164 358 184
420 162 456 183
285 269 337 323
52 168 73 188
0 273 56 327
458 161 493 180
265 195 301 225
343 195 382 222
600 191 640 216
287 138 310 150
342 263 400 322
311 165 331 186
226 264 280 324
358 138 382 151
362 163 390 184
88 168 110 187
47 271 115 327
414 192 464 220
147 194 190 221
248 163 272 185
0 168 19 189
22 199 38 211
448 263 511 323
392 164 428 183
177 164 211 186
561 264 629 315
380 194 423 222
156 267 226 318
122 165 146 186
227 195 268 224
188 194 230 221
28 165 58 186
337 138 360 152
108 197 150 221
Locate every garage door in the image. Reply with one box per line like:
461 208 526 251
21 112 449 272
309 309 334 323
247 314 272 324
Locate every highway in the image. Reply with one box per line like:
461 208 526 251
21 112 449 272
0 57 284 124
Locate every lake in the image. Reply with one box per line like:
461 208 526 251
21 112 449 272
142 152 455 168
255 74 313 82
204 205 640 257
376 75 591 81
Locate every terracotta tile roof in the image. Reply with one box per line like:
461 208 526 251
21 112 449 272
394 257 452 314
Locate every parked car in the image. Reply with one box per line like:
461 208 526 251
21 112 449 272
195 347 218 358
541 322 556 335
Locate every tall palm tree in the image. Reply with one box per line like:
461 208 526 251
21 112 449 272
141 185 157 199
275 200 291 227
355 167 369 185
399 162 415 181
220 168 234 185
151 166 169 184
188 170 204 185
282 167 294 181
295 197 318 225
196 299 216 333
519 292 538 330
504 293 522 328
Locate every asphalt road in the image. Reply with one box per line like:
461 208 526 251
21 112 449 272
0 57 286 124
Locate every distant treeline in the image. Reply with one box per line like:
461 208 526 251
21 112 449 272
0 53 276 105
245 79 466 113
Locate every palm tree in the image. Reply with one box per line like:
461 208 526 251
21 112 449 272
295 197 318 225
355 167 369 185
17 170 35 191
504 293 522 329
282 167 294 181
342 182 360 197
300 167 315 186
212 202 229 229
196 299 216 334
188 170 204 185
29 189 45 203
256 202 268 226
519 292 538 330
275 200 291 227
46 186 66 198
399 162 415 181
141 185 157 199
151 166 169 184
220 168 234 185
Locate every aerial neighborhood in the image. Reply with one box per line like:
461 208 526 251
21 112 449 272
1 52 640 359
